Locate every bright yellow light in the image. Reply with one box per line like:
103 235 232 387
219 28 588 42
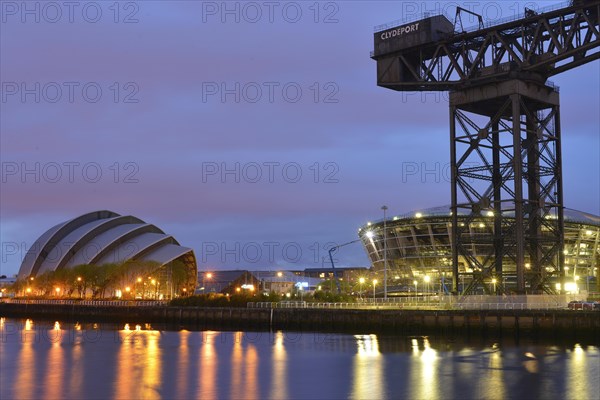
486 211 494 217
574 276 580 281
30 277 34 281
413 280 417 285
366 231 374 239
394 275 400 280
151 279 156 285
424 276 431 283
77 277 82 282
586 230 593 235
555 283 562 290
277 272 283 277
359 278 365 284
491 278 497 284
137 277 142 283
125 287 131 292
182 288 187 292
415 212 423 218
236 287 241 292
206 273 213 279
479 223 485 228
55 287 60 293
26 288 32 293
564 282 578 293
373 279 378 285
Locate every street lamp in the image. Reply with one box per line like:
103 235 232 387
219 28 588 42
203 272 213 293
424 275 431 294
413 280 418 294
382 205 388 299
491 278 497 294
372 279 378 300
359 277 365 298
77 276 83 298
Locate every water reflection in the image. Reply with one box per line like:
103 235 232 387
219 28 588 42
351 334 383 399
198 331 217 398
270 331 288 400
486 344 505 400
230 333 243 399
45 327 64 400
0 319 598 400
407 337 440 400
13 323 35 399
114 325 162 399
567 343 593 400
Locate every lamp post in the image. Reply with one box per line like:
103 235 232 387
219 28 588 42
77 276 83 298
203 272 213 293
382 205 388 299
492 278 497 294
277 271 283 294
413 280 418 294
359 277 365 299
372 279 378 300
424 275 431 294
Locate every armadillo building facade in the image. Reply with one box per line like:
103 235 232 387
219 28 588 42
17 210 197 296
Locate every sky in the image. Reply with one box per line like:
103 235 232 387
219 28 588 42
1 1 599 277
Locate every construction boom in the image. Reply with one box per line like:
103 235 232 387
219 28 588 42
371 1 600 295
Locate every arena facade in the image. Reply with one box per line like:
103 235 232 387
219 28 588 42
359 206 599 295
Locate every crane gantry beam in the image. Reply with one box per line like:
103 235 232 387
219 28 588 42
373 1 600 91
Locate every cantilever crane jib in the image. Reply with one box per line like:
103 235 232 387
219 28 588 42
372 0 600 91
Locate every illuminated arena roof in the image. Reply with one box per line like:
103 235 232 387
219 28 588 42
362 205 600 227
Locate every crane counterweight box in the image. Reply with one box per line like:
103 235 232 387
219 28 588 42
373 15 454 57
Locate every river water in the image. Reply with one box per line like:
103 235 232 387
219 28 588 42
0 317 598 400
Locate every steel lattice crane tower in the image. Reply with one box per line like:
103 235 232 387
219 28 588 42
371 1 600 295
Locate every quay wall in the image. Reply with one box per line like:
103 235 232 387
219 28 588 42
1 303 599 339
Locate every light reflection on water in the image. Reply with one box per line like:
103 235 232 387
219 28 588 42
351 334 383 400
0 318 598 400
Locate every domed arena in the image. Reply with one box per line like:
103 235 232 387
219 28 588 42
17 210 197 298
359 206 600 295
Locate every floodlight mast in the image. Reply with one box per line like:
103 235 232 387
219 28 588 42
372 1 600 295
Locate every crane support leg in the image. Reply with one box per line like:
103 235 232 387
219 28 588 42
449 80 564 295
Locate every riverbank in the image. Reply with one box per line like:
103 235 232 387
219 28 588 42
1 302 599 340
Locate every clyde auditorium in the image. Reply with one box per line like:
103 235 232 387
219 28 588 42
17 210 197 294
359 206 600 294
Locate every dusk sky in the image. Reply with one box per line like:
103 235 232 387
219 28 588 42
1 1 599 277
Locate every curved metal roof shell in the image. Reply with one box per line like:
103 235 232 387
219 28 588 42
18 210 196 280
